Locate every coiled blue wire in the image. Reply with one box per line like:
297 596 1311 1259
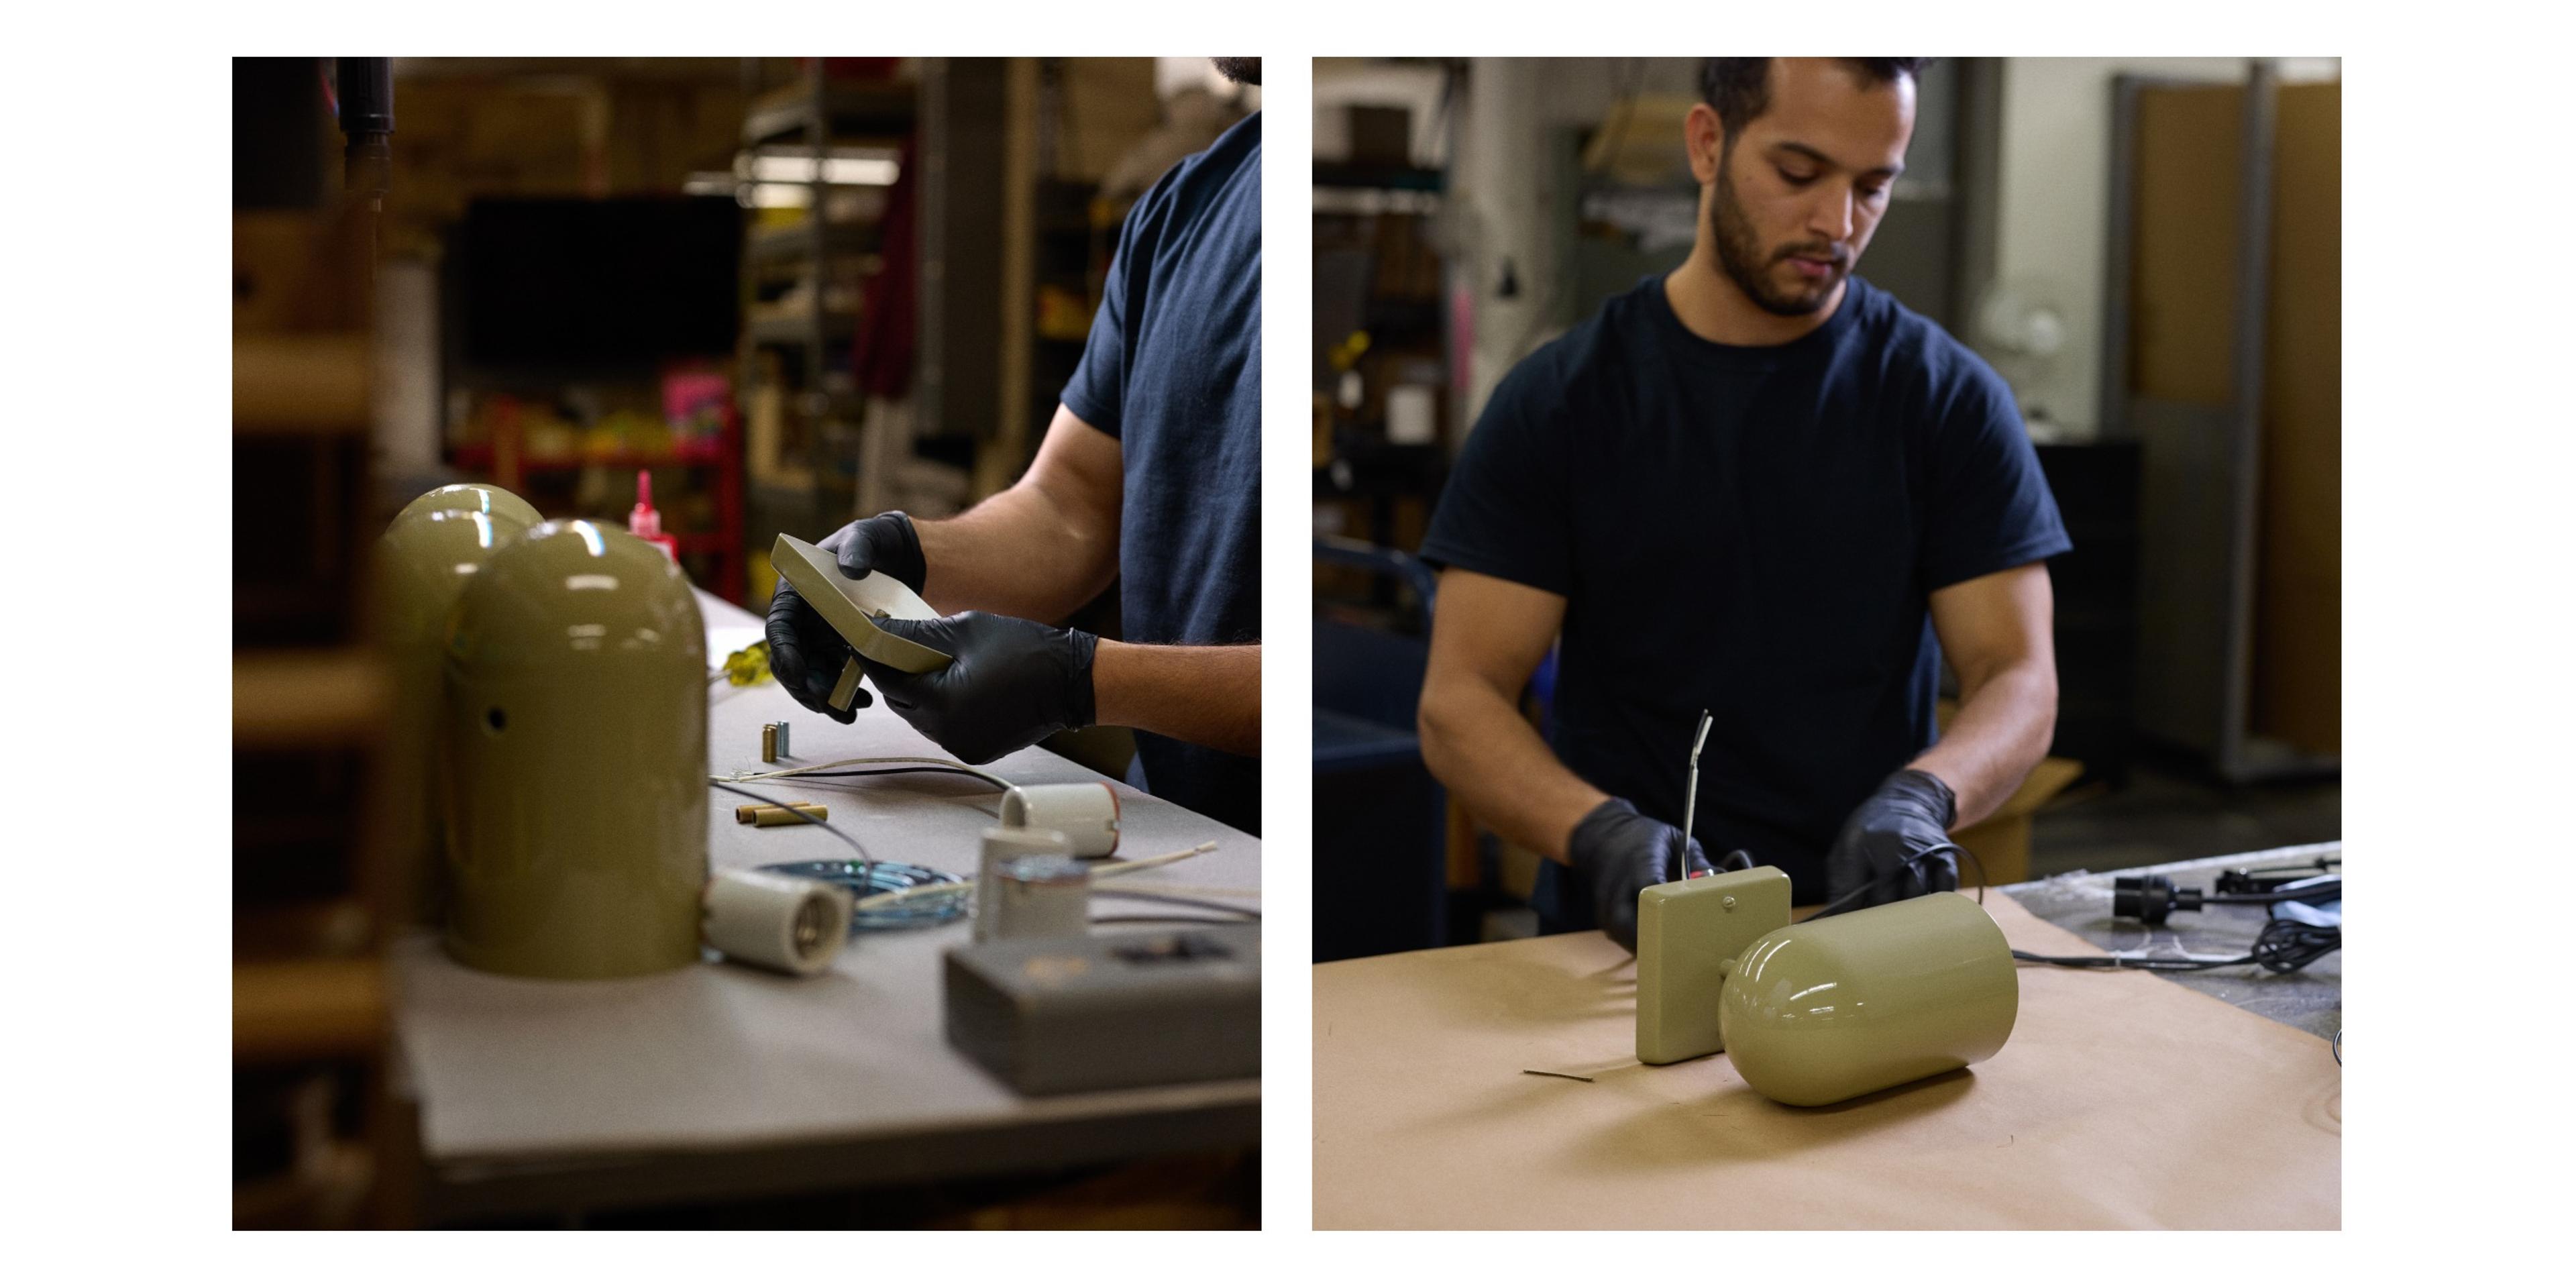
761 859 967 932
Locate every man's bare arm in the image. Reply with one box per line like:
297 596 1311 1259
1091 641 1260 756
1417 568 1610 863
1912 562 2059 828
910 404 1123 624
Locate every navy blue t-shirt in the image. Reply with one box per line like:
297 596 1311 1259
1421 273 2068 902
1061 112 1262 836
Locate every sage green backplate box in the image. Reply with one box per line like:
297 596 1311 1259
771 533 953 674
1636 866 1793 1065
440 521 708 979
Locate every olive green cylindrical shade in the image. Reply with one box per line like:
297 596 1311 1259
1717 892 2019 1107
441 520 708 979
378 506 531 923
396 482 543 529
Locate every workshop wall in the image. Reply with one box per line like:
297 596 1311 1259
1993 57 2341 439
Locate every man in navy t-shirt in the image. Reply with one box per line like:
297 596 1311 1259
767 61 1262 835
1418 58 2069 949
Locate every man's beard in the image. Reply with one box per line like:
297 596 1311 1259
1212 58 1260 86
1710 145 1841 317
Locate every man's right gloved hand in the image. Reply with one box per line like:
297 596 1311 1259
1568 798 1712 955
765 512 928 721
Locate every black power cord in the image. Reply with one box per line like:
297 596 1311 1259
2114 873 2340 925
1801 842 1987 921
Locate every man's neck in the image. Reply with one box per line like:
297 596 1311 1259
1662 239 1844 348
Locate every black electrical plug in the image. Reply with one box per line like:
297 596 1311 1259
2112 874 2205 926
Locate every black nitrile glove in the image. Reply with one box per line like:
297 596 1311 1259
1567 798 1713 955
859 612 1097 764
1821 768 1960 912
765 513 926 721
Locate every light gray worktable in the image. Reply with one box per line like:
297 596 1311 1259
392 591 1261 1222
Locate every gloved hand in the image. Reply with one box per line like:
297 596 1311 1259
1821 768 1960 911
1568 798 1713 954
859 612 1097 764
765 513 927 720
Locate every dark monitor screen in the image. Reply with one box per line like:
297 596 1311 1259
456 197 741 372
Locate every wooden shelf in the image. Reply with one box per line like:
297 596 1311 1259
743 83 918 147
234 335 371 433
234 959 386 1063
747 311 858 347
233 650 386 749
447 439 729 473
747 221 879 265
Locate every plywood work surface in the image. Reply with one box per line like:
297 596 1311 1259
1312 890 2338 1229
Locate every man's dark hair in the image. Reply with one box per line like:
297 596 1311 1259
1698 58 1930 146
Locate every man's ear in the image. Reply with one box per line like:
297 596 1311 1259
1684 103 1725 186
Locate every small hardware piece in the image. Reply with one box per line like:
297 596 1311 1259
826 657 865 712
772 720 790 758
735 802 827 827
761 723 780 763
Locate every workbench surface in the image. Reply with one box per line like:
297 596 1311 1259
1312 861 2338 1230
394 592 1261 1221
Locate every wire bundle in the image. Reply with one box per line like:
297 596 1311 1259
2012 918 2340 974
710 755 1238 933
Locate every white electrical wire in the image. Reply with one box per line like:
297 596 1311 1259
1678 710 1712 881
714 755 1018 792
849 841 1222 913
1094 881 1260 901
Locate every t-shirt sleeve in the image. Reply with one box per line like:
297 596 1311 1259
1061 197 1148 439
1419 360 1576 596
1921 359 2073 591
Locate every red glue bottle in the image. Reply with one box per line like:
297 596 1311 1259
629 469 680 562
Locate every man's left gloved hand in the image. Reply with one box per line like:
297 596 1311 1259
858 612 1097 765
1821 768 1961 911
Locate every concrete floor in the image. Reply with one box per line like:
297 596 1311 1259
2027 751 2342 879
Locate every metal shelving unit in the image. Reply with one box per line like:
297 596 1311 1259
734 60 917 544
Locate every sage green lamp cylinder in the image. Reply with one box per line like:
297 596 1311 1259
378 506 531 924
396 482 542 529
1717 892 2018 1106
441 519 708 979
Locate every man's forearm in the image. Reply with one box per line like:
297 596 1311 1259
1418 677 1609 865
912 487 1117 624
1089 641 1260 756
1909 659 2056 829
